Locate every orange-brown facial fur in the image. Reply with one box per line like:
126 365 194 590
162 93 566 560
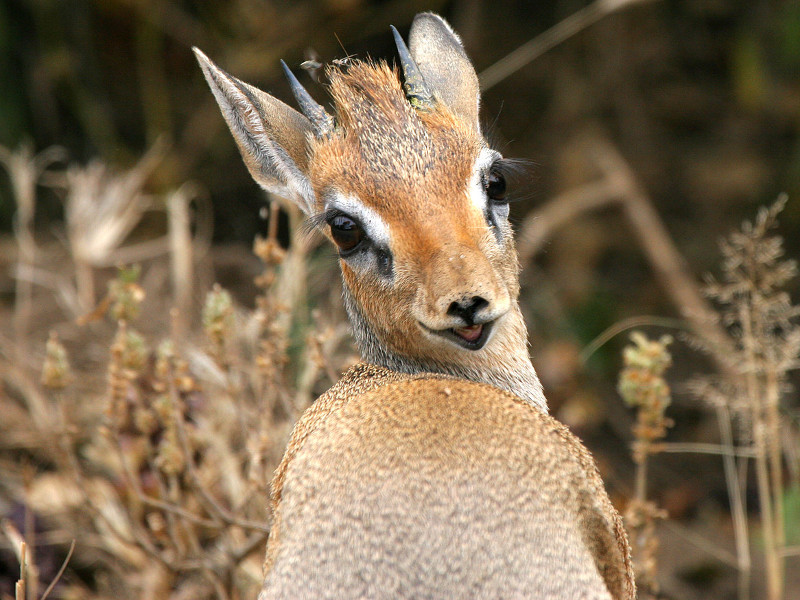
309 62 518 364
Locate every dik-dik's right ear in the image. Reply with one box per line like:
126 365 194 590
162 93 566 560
408 13 481 134
193 48 316 215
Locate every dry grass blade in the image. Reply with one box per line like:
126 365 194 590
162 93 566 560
580 315 686 364
1 519 26 562
16 541 26 600
167 183 201 339
479 0 657 91
40 539 76 600
657 442 756 458
0 143 67 359
1 522 32 600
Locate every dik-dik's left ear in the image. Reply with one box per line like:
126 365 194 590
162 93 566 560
408 13 481 133
193 47 317 215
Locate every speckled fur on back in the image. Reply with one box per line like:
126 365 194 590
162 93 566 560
262 364 634 599
194 11 635 600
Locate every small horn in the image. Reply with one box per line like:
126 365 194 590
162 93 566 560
390 25 434 109
281 60 334 136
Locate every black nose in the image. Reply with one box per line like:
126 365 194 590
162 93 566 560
447 296 489 325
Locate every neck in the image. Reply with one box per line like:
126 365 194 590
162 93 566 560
342 286 548 413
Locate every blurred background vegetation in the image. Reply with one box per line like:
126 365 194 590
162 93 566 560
2 0 799 241
1 0 799 598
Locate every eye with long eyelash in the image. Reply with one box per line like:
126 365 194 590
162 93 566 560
321 210 366 254
304 208 359 237
304 208 338 232
483 158 531 205
306 207 374 254
484 166 507 203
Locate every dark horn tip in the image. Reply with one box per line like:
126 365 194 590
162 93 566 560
389 25 402 44
279 59 295 81
281 59 334 136
390 24 433 109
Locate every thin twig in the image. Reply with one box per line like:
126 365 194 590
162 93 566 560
229 531 270 563
479 0 656 91
580 315 687 364
517 179 622 263
149 453 189 559
586 135 737 366
716 404 752 597
657 442 756 458
661 519 739 569
91 237 171 267
40 539 75 600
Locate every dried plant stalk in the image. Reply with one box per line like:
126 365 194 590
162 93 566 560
620 332 673 596
692 196 799 600
168 184 197 340
0 143 65 360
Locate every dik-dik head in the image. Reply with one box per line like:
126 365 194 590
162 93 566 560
195 13 546 409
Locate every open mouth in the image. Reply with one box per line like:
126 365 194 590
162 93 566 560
423 320 495 350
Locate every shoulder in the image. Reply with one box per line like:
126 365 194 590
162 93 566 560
270 363 410 505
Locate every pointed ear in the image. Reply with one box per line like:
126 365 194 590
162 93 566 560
408 13 481 133
193 47 316 215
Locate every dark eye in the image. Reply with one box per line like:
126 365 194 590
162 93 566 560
484 168 507 203
328 214 364 253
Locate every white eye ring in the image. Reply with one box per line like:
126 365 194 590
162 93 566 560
325 192 391 248
469 148 502 213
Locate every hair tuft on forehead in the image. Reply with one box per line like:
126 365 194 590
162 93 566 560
328 61 424 136
309 59 478 197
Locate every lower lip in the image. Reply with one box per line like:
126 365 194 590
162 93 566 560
421 320 495 350
453 324 484 343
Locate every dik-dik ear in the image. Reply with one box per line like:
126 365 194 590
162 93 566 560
193 47 316 215
408 13 481 133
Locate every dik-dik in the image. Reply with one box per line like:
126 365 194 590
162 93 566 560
195 12 635 599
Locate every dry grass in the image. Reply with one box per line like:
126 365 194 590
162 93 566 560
0 144 351 599
688 197 800 600
616 199 800 600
